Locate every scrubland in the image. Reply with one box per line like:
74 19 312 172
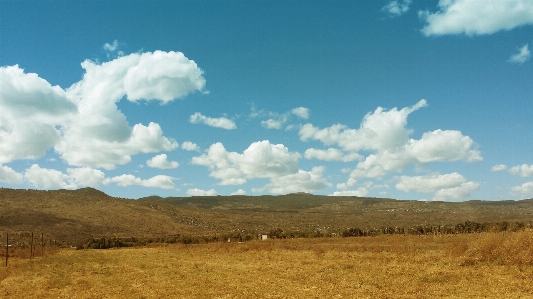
1 231 532 298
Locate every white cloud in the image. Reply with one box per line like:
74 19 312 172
192 140 300 185
24 164 76 189
511 181 533 197
0 165 23 184
231 189 246 195
396 172 467 193
336 178 357 190
252 106 311 130
340 168 352 174
300 100 428 152
291 107 310 119
433 182 479 201
491 164 508 172
330 188 369 197
382 0 412 16
419 0 533 36
186 188 217 196
20 165 105 189
189 112 237 130
1 51 204 170
56 122 178 170
147 154 179 169
20 163 177 190
57 50 202 168
300 100 481 180
181 141 200 152
108 174 175 189
66 167 107 187
103 40 119 52
396 172 479 201
103 40 125 58
509 44 531 64
509 164 533 177
254 166 331 194
0 65 76 164
492 163 533 177
261 118 286 130
406 129 482 163
120 51 206 102
304 148 361 162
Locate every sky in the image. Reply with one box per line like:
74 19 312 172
0 0 532 201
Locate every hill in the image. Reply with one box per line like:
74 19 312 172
1 188 533 245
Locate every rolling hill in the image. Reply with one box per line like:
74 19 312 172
1 187 532 245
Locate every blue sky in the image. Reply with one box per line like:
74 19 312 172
1 0 532 200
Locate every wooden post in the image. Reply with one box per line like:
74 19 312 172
5 233 8 267
41 233 44 256
30 232 34 261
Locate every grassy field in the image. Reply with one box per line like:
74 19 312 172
1 231 532 298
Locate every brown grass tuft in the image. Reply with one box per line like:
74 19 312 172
458 230 533 266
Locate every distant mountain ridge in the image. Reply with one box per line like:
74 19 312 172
1 188 532 245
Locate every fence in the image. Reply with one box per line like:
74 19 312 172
2 231 63 266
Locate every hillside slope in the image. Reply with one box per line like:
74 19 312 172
1 188 533 244
0 188 211 242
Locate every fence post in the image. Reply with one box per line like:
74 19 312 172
5 233 8 267
41 233 44 256
31 232 34 261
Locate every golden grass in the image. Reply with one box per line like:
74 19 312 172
1 231 532 298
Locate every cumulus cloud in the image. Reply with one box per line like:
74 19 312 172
56 122 178 170
21 163 175 190
22 165 106 189
0 165 23 184
254 166 331 194
396 172 478 201
406 129 482 163
24 164 76 189
56 50 203 168
0 65 76 164
330 188 369 197
66 167 107 187
231 189 246 195
192 140 300 185
491 164 508 172
189 112 237 130
419 0 533 36
103 40 124 57
433 182 479 201
291 107 310 119
304 148 361 162
181 141 200 152
251 105 311 130
147 154 179 169
509 164 533 177
382 0 412 16
509 44 531 64
108 174 175 189
1 50 204 171
300 100 481 180
336 178 357 190
492 164 533 177
186 188 217 196
396 172 467 193
511 181 533 197
261 118 287 130
300 100 428 152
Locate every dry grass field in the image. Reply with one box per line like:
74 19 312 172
1 231 532 298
